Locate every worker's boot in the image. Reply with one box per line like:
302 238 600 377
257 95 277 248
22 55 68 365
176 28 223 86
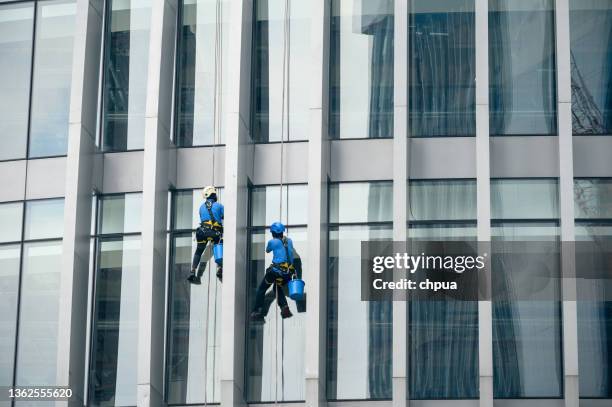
281 305 293 319
250 309 265 324
187 270 201 285
216 266 223 282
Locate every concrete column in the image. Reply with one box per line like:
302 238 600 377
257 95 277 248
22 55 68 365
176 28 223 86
555 0 579 405
220 1 253 406
392 1 408 406
56 0 104 405
137 0 176 404
475 0 493 406
305 1 330 406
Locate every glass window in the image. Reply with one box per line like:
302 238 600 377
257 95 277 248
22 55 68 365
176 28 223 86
175 0 229 146
329 182 393 224
252 0 310 142
166 234 221 404
250 184 307 227
327 225 392 400
245 227 307 402
330 0 394 139
98 193 143 235
575 179 612 219
409 0 475 137
491 179 559 220
569 0 612 135
28 0 77 158
409 180 476 221
90 236 141 406
0 203 24 243
0 244 20 387
173 188 224 230
101 0 151 151
24 199 65 240
15 241 63 386
491 179 562 398
0 2 34 160
489 0 557 136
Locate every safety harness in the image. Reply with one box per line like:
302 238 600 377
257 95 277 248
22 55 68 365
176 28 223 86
272 237 295 285
202 200 223 232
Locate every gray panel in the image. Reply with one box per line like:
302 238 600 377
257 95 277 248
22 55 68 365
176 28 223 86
102 151 144 193
176 146 225 189
490 136 559 178
579 400 612 407
0 160 26 202
26 157 66 199
411 401 478 407
252 142 309 184
573 136 612 177
493 400 564 407
331 138 393 181
409 137 476 179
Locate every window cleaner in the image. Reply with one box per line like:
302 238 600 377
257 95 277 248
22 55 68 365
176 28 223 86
188 186 224 284
250 221 296 322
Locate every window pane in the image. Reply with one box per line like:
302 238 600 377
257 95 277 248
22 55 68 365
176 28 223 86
252 0 310 142
491 179 559 220
575 179 612 219
90 236 141 406
102 0 151 151
409 224 477 240
491 224 562 398
0 2 33 160
0 244 20 387
569 0 612 135
409 0 475 137
28 0 77 158
330 0 394 139
24 199 65 240
575 225 612 397
0 203 23 243
409 180 476 221
15 241 62 386
250 185 308 227
175 0 229 146
329 182 392 224
489 0 557 135
99 194 142 234
327 225 392 400
166 234 221 404
245 227 307 402
173 188 224 230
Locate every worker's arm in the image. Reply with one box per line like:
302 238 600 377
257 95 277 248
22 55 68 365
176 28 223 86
220 203 224 220
265 240 272 253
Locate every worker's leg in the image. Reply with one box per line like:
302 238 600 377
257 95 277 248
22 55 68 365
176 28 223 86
253 273 274 313
275 283 293 319
191 241 208 272
188 228 208 284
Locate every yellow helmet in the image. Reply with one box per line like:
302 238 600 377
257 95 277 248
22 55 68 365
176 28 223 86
202 185 218 199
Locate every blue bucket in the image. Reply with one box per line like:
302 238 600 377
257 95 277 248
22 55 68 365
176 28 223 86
213 244 223 266
288 278 305 300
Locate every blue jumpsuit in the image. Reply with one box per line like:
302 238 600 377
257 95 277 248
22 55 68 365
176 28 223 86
254 237 294 311
191 198 224 271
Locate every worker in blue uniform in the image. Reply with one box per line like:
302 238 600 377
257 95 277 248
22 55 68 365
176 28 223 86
188 186 224 284
250 221 295 322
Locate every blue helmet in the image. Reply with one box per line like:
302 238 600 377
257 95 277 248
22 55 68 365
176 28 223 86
270 221 285 234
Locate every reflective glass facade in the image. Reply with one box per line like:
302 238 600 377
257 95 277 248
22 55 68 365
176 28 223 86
252 0 310 142
327 182 393 400
489 0 557 136
245 184 307 402
89 193 142 406
0 0 76 160
101 0 151 151
569 1 612 135
330 0 394 139
409 1 475 137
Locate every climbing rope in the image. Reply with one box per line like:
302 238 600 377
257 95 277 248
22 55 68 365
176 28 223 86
275 0 291 404
203 1 222 405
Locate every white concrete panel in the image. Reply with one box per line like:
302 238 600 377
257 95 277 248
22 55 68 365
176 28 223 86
102 151 144 193
409 137 476 179
573 136 612 177
0 160 26 202
490 136 559 178
176 147 226 189
26 157 67 199
252 142 309 185
331 139 393 181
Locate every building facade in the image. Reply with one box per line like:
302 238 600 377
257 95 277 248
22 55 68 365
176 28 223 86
0 0 611 406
